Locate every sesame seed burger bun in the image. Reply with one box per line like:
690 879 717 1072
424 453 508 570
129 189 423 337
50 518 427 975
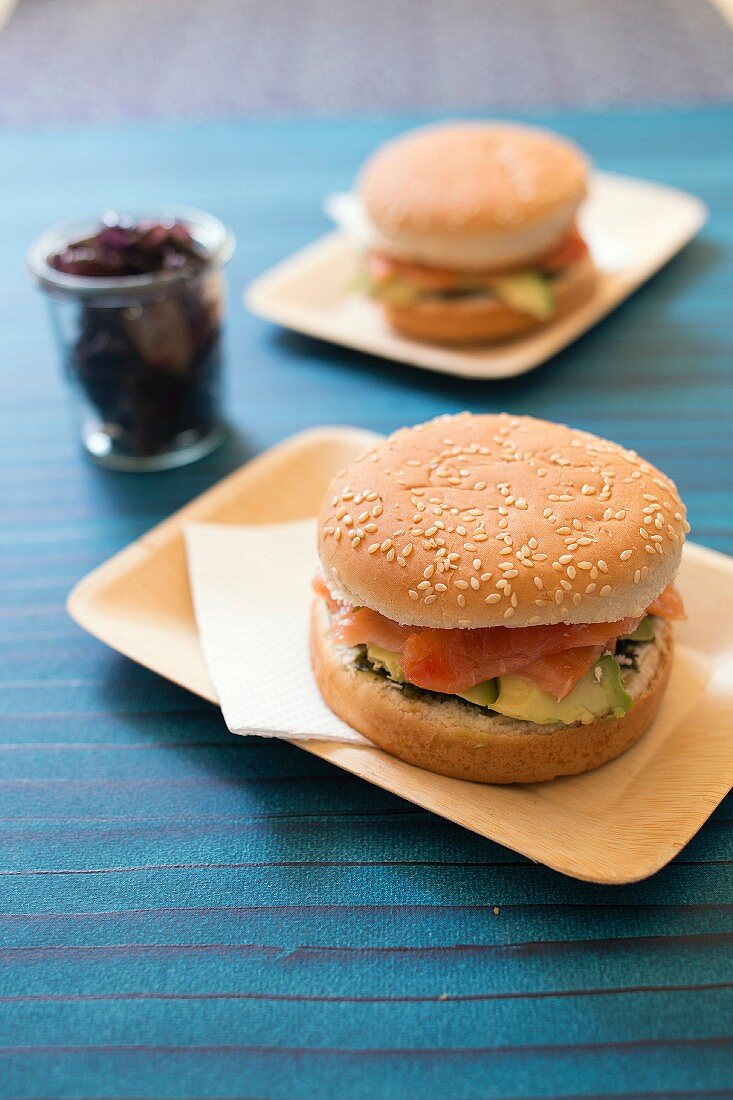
317 413 688 630
310 599 673 784
382 253 597 346
359 122 590 271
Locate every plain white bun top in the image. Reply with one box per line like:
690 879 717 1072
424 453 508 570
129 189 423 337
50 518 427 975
357 121 590 272
317 413 688 630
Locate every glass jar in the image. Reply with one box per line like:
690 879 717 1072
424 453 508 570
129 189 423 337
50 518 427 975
27 208 235 471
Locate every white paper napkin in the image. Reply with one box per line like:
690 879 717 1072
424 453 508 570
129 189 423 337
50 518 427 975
184 520 368 744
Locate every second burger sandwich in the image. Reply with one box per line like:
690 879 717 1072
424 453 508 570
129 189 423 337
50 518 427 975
356 122 597 344
311 413 687 783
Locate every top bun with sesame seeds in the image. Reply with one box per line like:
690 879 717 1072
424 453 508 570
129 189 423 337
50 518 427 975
317 413 689 630
358 122 589 271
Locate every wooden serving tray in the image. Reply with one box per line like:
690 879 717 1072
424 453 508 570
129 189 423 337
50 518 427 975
68 427 733 883
246 173 707 380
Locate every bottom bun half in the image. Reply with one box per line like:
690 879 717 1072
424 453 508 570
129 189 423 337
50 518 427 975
310 600 672 784
382 254 597 345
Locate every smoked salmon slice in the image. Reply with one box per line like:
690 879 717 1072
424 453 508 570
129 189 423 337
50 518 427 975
314 575 683 701
399 620 637 696
647 582 686 621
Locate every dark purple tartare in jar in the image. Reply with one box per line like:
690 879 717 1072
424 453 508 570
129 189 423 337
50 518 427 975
27 209 234 470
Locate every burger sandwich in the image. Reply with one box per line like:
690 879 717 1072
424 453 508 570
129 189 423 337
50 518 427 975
311 413 687 783
354 122 597 344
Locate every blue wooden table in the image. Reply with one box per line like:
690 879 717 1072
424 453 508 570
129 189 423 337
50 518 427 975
1 107 732 1098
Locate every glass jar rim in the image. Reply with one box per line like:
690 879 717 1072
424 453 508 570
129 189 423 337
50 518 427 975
26 206 235 299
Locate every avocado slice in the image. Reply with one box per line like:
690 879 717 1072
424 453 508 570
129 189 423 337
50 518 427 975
365 644 498 707
489 272 555 320
366 643 405 683
365 645 631 723
368 275 422 307
459 679 499 708
491 656 632 726
620 616 655 643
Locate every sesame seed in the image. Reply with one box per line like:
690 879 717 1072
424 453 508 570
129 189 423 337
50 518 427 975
555 590 564 605
455 579 468 590
473 558 482 570
417 580 431 591
585 583 597 594
559 554 573 565
408 590 419 601
423 564 435 580
620 550 633 561
573 593 582 606
560 579 572 591
504 607 516 620
598 560 608 573
600 584 612 597
533 577 544 590
403 544 413 557
424 594 437 605
372 505 383 517
434 583 447 592
567 566 577 580
485 593 501 604
458 594 466 608
367 543 380 554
